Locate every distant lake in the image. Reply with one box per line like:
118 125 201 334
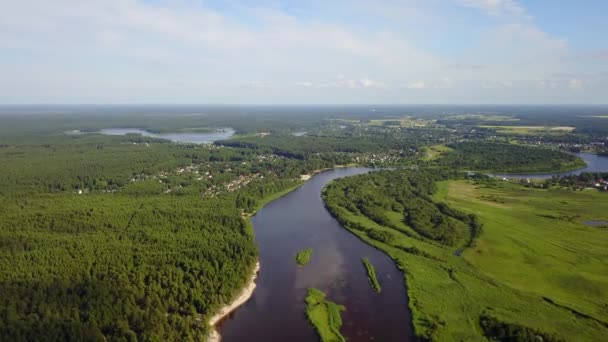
491 152 608 179
97 128 234 144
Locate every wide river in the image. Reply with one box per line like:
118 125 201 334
218 167 415 341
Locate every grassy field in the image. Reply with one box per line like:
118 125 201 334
364 117 435 127
582 115 608 119
324 178 608 341
422 144 454 161
305 288 346 342
362 257 382 293
444 114 520 122
296 248 313 265
480 125 576 135
437 180 608 324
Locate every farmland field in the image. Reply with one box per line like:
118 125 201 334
480 125 576 135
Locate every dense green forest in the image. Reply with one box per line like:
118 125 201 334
0 131 321 340
437 142 586 173
324 169 477 247
0 194 255 341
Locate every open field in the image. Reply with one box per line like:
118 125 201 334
324 174 608 341
444 114 520 122
365 117 435 127
480 125 576 135
437 180 608 323
422 144 453 161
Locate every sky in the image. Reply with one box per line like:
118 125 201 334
1 0 607 104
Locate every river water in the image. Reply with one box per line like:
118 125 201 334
218 167 415 341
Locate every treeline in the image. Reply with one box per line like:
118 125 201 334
0 194 256 341
547 172 608 189
480 314 565 342
0 134 324 197
438 142 585 173
324 169 480 247
437 110 608 135
217 134 398 160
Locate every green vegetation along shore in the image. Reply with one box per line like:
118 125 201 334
305 288 346 342
361 258 381 293
296 248 313 265
323 169 608 341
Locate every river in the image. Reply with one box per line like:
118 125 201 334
218 167 415 341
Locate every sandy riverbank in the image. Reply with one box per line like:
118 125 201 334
207 261 260 342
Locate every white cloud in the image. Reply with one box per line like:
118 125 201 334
0 0 605 104
568 79 584 90
407 82 427 89
457 0 528 17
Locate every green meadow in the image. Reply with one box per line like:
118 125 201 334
324 174 608 341
422 144 453 161
305 288 346 342
437 180 608 326
480 125 575 135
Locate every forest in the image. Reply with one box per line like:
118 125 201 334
0 130 318 340
323 169 479 247
437 142 586 173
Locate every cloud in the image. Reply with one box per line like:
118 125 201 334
407 82 427 89
457 0 528 17
0 0 605 104
568 79 584 90
299 76 388 89
445 63 486 70
576 50 608 62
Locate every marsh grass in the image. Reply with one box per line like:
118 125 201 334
361 257 381 293
305 288 346 342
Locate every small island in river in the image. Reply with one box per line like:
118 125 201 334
362 257 382 293
295 248 313 265
305 288 346 342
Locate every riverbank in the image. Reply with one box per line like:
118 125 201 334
246 164 362 218
208 261 260 342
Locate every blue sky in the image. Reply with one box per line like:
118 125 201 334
0 0 606 104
